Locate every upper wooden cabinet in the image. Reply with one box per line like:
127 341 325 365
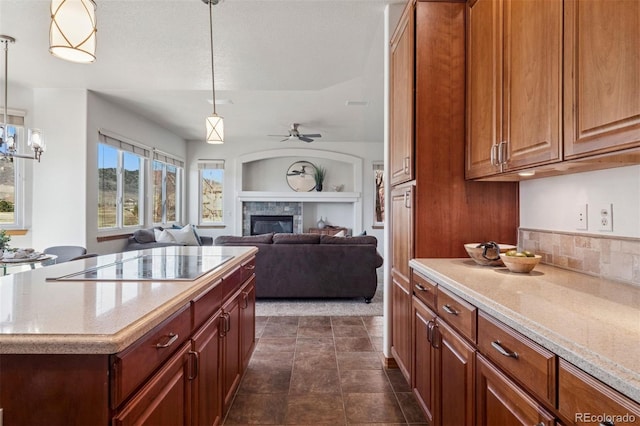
563 0 640 158
466 0 563 179
389 0 415 186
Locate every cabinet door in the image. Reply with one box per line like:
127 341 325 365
466 0 501 179
389 1 415 186
113 342 192 426
240 275 256 370
192 312 222 426
412 297 437 425
564 0 640 158
391 184 414 284
391 275 412 381
221 291 242 413
476 354 554 426
438 319 475 426
502 0 562 170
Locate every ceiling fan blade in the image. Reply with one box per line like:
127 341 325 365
280 138 289 142
268 134 288 137
299 136 314 143
302 134 322 138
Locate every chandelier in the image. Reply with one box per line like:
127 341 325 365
0 36 45 162
204 0 224 144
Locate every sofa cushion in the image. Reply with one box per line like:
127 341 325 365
320 235 378 246
166 224 200 246
215 233 274 245
273 233 320 244
132 228 157 244
155 229 177 244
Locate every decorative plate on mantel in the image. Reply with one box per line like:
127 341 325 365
286 161 317 192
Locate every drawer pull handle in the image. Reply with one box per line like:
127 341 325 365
156 333 178 349
188 350 199 380
442 304 458 315
244 264 255 270
599 422 615 426
414 283 428 292
491 341 519 359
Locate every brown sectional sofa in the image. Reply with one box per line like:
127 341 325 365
214 232 383 303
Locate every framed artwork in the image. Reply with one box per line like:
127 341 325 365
373 162 384 228
286 161 317 192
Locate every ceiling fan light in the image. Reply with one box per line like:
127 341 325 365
49 0 97 64
206 114 224 144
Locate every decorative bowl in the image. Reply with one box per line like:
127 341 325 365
464 243 517 266
499 253 542 273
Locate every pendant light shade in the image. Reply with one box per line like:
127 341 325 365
204 0 224 144
50 0 97 64
206 113 224 144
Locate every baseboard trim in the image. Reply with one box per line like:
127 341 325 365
383 356 398 369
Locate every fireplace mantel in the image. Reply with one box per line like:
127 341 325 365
237 191 360 203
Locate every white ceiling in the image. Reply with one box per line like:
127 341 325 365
0 0 401 143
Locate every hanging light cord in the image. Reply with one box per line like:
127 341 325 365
2 37 8 132
208 0 217 116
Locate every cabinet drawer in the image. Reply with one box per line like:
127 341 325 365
411 269 437 311
110 304 191 408
192 278 223 330
241 257 256 283
477 312 556 405
220 266 242 301
558 359 640 425
436 286 477 343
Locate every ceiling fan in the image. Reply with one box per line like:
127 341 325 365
269 123 322 143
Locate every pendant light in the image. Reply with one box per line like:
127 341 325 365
49 0 97 64
204 0 224 144
0 35 45 162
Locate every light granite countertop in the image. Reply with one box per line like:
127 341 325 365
0 245 257 355
409 258 640 403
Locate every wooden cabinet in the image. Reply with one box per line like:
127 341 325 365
466 0 562 179
558 359 640 426
389 0 415 186
221 286 242 413
113 342 192 426
388 0 518 383
413 291 476 426
390 183 414 380
563 0 640 159
307 227 348 236
191 311 222 426
240 276 256 369
476 353 555 426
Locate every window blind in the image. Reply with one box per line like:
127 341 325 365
198 160 225 170
153 150 185 168
98 129 151 158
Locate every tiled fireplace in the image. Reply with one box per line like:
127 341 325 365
242 202 303 235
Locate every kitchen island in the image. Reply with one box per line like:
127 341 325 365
0 245 258 425
409 258 639 425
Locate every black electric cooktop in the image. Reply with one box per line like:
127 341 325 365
49 254 233 281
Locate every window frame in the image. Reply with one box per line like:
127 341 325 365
0 120 26 230
152 156 184 226
198 160 225 226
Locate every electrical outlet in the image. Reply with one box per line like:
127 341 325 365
598 203 613 232
575 204 588 230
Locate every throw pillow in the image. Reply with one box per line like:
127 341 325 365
155 229 177 244
214 233 275 245
320 235 378 245
359 230 367 236
166 224 200 246
333 230 346 237
133 228 156 244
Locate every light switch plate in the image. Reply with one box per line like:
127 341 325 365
575 204 588 230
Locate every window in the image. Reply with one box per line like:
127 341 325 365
152 151 184 225
98 131 149 230
199 160 224 224
373 161 384 228
0 119 24 229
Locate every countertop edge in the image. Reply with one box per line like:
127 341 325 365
0 247 258 355
409 258 640 403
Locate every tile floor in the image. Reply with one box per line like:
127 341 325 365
223 315 428 425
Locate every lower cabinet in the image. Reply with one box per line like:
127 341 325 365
192 311 222 426
221 287 242 414
391 275 412 380
113 342 193 426
476 353 554 426
240 276 257 370
413 295 475 426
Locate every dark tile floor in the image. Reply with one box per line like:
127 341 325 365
223 316 428 425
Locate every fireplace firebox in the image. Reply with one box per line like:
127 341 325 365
250 215 294 235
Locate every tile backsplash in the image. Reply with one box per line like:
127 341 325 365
519 228 640 286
